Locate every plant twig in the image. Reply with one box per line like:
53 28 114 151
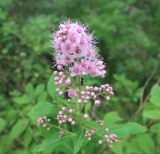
130 62 159 120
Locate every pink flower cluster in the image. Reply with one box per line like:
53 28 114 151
85 128 117 147
36 116 51 130
54 70 71 86
69 59 106 77
77 84 114 106
85 130 95 141
102 128 117 147
52 21 106 77
57 107 75 125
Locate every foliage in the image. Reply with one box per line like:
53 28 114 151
0 0 160 154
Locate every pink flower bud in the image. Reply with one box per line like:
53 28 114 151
80 91 85 95
59 111 63 114
54 76 59 81
98 140 103 144
58 72 64 76
94 87 99 91
88 137 91 141
90 92 95 96
93 95 97 99
71 121 75 125
95 100 101 106
68 118 72 122
105 128 109 132
85 86 90 90
68 89 77 98
58 91 63 95
65 79 71 85
77 99 82 103
59 120 62 124
57 65 63 70
68 109 73 113
58 80 63 84
53 71 58 75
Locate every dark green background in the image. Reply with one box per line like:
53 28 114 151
0 0 160 153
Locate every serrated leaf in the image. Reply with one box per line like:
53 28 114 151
33 133 75 153
73 130 85 154
26 83 34 95
28 101 58 122
10 119 29 141
84 103 91 113
104 112 123 127
13 94 31 104
143 110 160 120
85 142 94 154
23 131 32 148
80 119 98 130
112 141 123 154
37 92 47 102
136 133 154 154
125 139 141 154
34 84 45 96
110 122 147 137
150 123 160 133
56 140 74 154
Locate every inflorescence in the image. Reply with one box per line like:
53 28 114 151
37 20 117 148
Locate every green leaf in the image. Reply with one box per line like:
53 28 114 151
37 92 47 102
73 130 85 154
150 123 160 133
26 83 34 95
47 75 56 99
110 122 147 137
33 133 75 153
157 133 160 144
84 103 91 113
23 131 32 148
104 112 123 127
56 140 74 154
28 101 58 122
34 84 45 96
125 139 141 154
0 118 6 133
13 94 31 104
84 142 94 154
136 133 154 154
112 141 124 154
80 119 98 130
143 110 160 120
10 119 28 141
150 85 160 107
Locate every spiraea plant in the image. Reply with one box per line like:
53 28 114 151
37 20 118 151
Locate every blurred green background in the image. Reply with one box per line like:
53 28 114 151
0 0 160 154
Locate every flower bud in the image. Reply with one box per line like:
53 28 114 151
95 100 101 106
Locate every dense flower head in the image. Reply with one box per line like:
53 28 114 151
52 20 106 77
36 20 117 149
57 107 75 125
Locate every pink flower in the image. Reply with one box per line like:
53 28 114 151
53 21 107 78
68 89 77 98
